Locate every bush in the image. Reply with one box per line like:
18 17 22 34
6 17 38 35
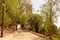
52 35 60 40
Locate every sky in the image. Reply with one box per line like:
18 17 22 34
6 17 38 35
31 0 45 13
31 0 60 28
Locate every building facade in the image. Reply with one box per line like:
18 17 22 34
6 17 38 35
26 4 32 14
19 0 32 14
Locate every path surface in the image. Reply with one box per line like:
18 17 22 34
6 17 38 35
0 30 48 40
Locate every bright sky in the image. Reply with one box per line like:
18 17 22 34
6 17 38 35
31 0 45 13
31 0 60 28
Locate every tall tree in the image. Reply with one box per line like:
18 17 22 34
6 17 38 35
40 0 60 40
0 0 4 37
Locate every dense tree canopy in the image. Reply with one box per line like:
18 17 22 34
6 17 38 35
28 14 43 32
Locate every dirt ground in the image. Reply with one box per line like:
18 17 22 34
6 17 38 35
0 30 48 40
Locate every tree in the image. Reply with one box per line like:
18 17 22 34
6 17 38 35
0 0 5 37
19 14 29 28
40 0 59 40
28 14 43 33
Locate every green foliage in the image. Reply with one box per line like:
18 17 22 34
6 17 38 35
18 14 29 25
4 12 12 27
28 14 43 32
40 0 58 39
52 35 60 40
44 20 58 36
0 0 23 26
0 0 3 25
4 0 20 26
4 0 25 26
58 27 60 36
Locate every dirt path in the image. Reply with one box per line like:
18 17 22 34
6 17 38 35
0 31 48 40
